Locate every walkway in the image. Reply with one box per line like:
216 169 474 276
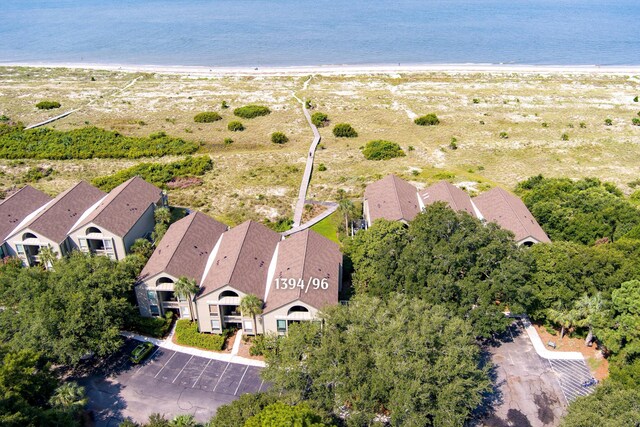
291 76 322 227
121 328 265 368
520 316 583 360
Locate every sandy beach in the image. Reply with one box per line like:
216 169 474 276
2 62 640 77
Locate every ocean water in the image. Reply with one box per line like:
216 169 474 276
1 0 638 67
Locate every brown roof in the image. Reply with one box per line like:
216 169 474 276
140 211 228 284
419 181 477 216
473 187 551 243
264 229 341 313
364 174 420 223
70 177 162 237
199 220 281 297
13 181 105 243
0 186 52 241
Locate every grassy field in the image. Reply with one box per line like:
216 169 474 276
1 66 639 225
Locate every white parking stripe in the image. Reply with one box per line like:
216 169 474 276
258 379 265 392
154 351 177 379
212 363 230 392
193 359 212 388
173 355 194 383
234 366 249 396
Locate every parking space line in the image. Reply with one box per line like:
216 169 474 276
154 352 177 379
193 359 212 388
173 355 194 383
258 379 265 392
212 362 230 393
234 365 249 396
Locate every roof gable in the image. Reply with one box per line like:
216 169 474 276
0 186 52 241
419 181 477 216
364 174 420 223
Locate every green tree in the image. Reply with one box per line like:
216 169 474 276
560 381 640 427
546 301 576 339
244 402 330 427
153 207 172 242
49 381 87 412
174 276 199 321
170 414 200 427
207 392 278 427
240 294 263 335
38 245 58 270
271 132 289 144
599 280 640 360
572 293 607 346
263 295 491 426
130 238 154 260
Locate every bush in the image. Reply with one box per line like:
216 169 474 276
333 123 358 138
194 112 222 123
635 96 639 102
221 100 229 109
175 319 226 351
224 137 234 145
499 131 509 139
0 125 199 160
561 133 569 141
632 118 640 126
311 112 329 127
265 217 293 232
92 155 213 191
271 131 288 144
0 115 9 122
414 113 440 126
228 121 245 131
362 140 405 161
127 312 173 338
22 166 53 183
36 101 61 110
318 163 327 171
233 105 271 119
605 118 613 126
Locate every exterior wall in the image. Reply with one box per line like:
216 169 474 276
123 203 157 252
363 199 371 228
68 224 125 261
262 301 319 335
517 236 541 246
135 272 191 319
5 228 63 267
195 285 254 334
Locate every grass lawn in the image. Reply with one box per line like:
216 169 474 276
310 212 341 244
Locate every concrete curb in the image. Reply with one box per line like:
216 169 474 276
520 317 584 361
121 331 266 367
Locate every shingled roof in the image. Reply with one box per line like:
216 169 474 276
473 187 551 243
364 175 420 224
419 181 477 216
70 177 162 237
264 229 341 313
140 212 228 284
199 220 281 298
0 186 52 242
10 181 105 244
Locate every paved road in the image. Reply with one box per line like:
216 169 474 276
79 339 269 426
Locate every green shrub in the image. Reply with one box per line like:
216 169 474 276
175 319 226 351
265 217 293 232
224 137 234 145
634 96 639 102
228 121 245 131
221 100 229 109
194 112 222 123
271 131 288 144
632 118 640 126
36 101 61 110
0 125 198 160
127 312 173 338
362 140 405 161
541 122 548 128
561 133 569 141
605 118 613 126
0 115 9 122
21 167 53 183
233 105 271 119
499 131 509 139
318 163 327 171
580 122 587 128
311 112 329 127
92 155 213 191
472 98 480 104
333 123 358 138
414 113 440 126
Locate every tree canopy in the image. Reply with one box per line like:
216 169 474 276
263 295 491 426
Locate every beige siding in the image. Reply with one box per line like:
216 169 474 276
195 285 252 334
262 301 319 335
123 203 157 252
5 228 63 267
68 224 126 260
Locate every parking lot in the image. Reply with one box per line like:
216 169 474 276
549 359 597 402
80 340 269 426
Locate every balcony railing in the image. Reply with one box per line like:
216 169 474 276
162 301 180 309
223 315 242 323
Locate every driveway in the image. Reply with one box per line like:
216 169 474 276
482 322 567 427
78 339 269 426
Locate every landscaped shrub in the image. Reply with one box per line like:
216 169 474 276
362 140 405 160
311 112 329 127
175 319 226 351
414 113 440 126
36 101 61 110
127 312 173 338
228 121 245 131
92 155 213 191
0 125 199 160
271 131 288 144
233 105 271 119
193 112 222 123
333 123 358 138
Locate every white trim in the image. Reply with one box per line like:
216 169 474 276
5 200 54 241
417 191 425 211
200 233 224 286
69 195 108 233
470 199 484 220
263 241 280 302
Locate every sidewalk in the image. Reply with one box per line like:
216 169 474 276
520 317 583 361
121 328 265 367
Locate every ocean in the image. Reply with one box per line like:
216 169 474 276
1 0 639 67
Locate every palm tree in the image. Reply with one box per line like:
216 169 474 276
546 302 576 339
170 414 198 427
338 199 354 234
49 381 87 410
572 293 606 347
174 276 199 321
38 245 57 270
240 294 263 335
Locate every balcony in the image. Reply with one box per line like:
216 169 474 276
223 315 242 323
162 300 180 309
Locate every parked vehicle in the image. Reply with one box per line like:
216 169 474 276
130 341 155 364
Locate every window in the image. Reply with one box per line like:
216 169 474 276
209 305 218 316
277 319 287 333
150 305 160 316
244 320 253 333
103 239 113 250
181 307 190 318
211 319 221 330
15 244 24 255
147 291 158 304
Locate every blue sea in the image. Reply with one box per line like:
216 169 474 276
1 0 638 67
